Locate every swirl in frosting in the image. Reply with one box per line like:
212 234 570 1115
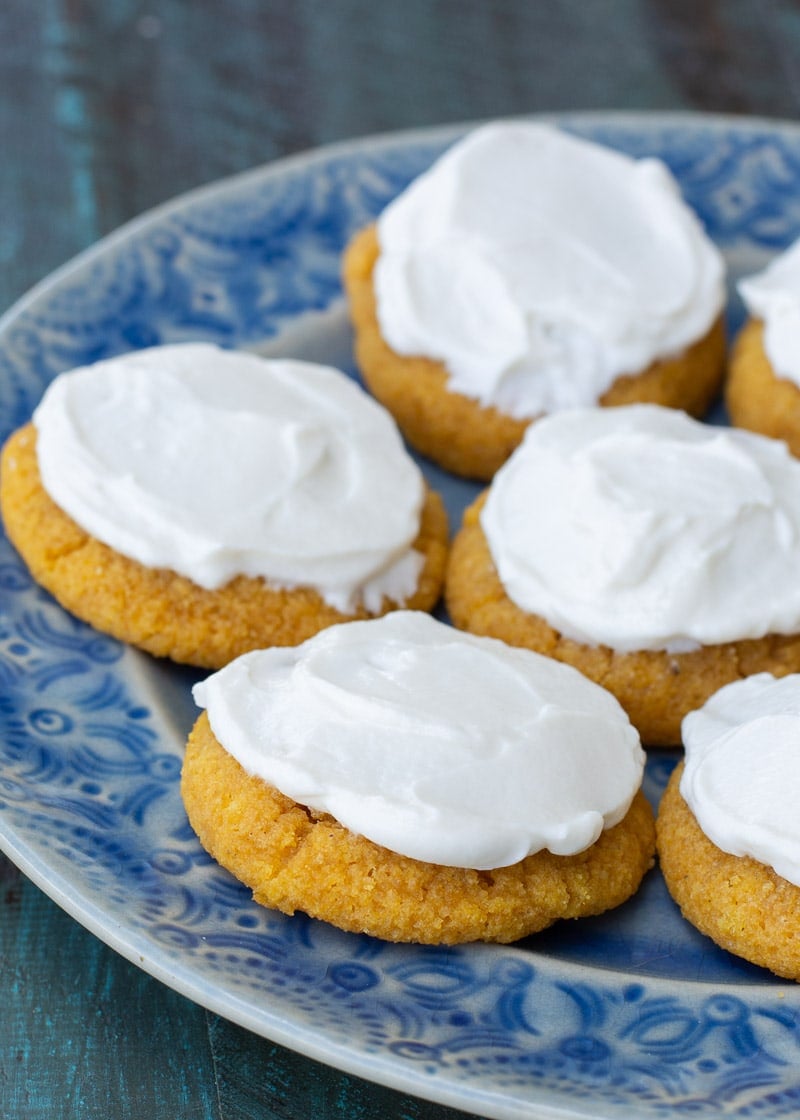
481 404 800 652
375 121 725 417
33 343 425 612
193 611 644 870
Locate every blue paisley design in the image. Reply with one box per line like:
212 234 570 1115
1 114 800 1119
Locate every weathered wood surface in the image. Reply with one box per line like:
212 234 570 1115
2 2 800 1116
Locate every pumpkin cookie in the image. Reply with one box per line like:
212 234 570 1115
182 612 656 944
343 122 726 480
0 345 448 668
728 241 800 455
727 320 800 456
657 674 800 980
445 406 800 745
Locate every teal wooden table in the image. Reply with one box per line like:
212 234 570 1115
2 3 800 1117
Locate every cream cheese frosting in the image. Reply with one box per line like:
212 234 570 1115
193 611 645 870
480 404 800 653
374 121 725 418
681 673 800 887
739 239 800 387
33 343 425 612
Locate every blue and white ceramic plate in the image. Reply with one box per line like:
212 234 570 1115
2 113 800 1120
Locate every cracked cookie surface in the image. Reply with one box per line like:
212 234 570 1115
181 710 656 945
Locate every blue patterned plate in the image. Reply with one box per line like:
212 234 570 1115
2 113 800 1120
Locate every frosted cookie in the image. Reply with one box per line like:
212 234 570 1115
0 344 448 668
657 674 800 981
727 241 800 455
182 611 655 945
445 404 800 746
343 121 726 479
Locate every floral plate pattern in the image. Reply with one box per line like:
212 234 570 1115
2 114 800 1120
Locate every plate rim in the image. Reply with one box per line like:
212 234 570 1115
6 105 800 339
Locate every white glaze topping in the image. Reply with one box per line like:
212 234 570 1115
681 673 800 886
375 121 725 418
481 404 800 653
33 343 425 612
193 611 644 869
739 239 800 387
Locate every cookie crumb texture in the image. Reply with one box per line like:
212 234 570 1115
0 423 449 668
727 318 800 456
445 492 800 746
343 224 726 481
657 763 800 981
181 711 655 945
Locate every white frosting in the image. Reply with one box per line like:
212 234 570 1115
193 611 644 869
681 673 800 886
33 343 426 612
739 240 800 387
375 122 725 418
481 404 800 653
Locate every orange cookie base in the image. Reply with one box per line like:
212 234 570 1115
657 763 800 981
343 223 727 481
181 711 656 945
726 318 800 456
445 493 800 746
0 423 449 669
